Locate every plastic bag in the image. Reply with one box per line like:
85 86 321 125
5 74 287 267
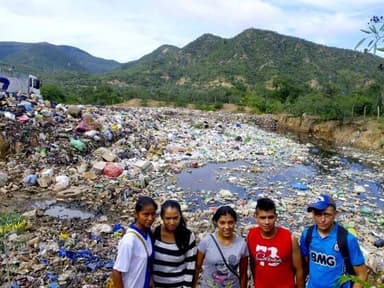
103 163 123 178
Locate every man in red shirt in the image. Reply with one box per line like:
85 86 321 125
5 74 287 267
247 198 304 288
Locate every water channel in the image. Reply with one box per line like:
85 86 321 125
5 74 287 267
176 144 384 213
39 143 384 219
35 129 383 221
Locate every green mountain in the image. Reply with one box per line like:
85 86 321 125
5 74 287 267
0 41 121 74
2 28 384 120
106 28 384 98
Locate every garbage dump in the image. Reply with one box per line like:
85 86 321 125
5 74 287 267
0 92 383 286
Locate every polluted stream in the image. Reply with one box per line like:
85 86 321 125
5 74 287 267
36 146 384 221
175 148 384 212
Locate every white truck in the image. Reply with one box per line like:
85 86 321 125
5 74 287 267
0 72 41 96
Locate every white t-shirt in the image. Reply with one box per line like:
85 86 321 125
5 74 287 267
113 228 152 288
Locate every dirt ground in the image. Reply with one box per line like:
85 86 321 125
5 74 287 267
115 99 246 112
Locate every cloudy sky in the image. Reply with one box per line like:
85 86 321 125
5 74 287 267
0 0 382 63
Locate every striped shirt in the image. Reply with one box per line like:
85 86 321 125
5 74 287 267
153 226 197 287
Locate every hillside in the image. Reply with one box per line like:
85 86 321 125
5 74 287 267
0 41 121 74
2 28 384 121
105 28 384 102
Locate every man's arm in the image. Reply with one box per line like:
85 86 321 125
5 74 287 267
352 264 368 288
246 233 255 283
302 256 309 283
249 255 255 283
299 230 309 282
291 235 305 288
347 232 368 288
239 255 248 288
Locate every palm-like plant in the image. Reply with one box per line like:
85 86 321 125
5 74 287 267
355 16 384 54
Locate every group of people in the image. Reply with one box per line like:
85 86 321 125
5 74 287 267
111 194 368 288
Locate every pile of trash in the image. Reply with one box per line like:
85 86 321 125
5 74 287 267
0 92 383 287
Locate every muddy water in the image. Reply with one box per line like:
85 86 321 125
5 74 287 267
27 200 94 219
176 146 384 212
29 145 383 219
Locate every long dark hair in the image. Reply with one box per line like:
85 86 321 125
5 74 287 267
135 195 158 213
212 205 237 225
160 200 191 252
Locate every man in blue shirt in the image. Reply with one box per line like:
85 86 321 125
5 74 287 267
300 194 368 288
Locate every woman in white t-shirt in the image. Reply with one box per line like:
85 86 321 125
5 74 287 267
112 196 158 288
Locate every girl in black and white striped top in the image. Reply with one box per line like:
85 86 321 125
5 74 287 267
153 200 197 287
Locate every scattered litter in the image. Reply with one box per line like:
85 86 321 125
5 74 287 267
0 94 383 285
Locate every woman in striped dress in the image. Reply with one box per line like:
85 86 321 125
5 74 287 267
153 200 197 287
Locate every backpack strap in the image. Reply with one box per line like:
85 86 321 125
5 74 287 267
304 225 315 274
127 230 149 257
337 225 354 275
305 225 315 252
306 224 354 276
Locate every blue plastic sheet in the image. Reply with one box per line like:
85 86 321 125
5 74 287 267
57 248 114 271
19 101 33 112
88 233 103 243
40 258 49 265
58 248 95 261
48 282 59 288
86 259 114 271
290 182 309 190
112 223 126 234
46 271 58 281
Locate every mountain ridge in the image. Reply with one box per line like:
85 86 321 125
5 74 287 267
0 41 121 74
1 28 383 112
106 28 383 95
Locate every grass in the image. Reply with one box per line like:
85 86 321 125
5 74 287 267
0 212 27 285
0 212 26 238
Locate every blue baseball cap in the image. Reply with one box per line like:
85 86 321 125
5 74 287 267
307 194 336 212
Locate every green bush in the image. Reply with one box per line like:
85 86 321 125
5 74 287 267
339 274 384 288
266 100 284 113
213 102 224 110
195 103 214 111
41 84 65 103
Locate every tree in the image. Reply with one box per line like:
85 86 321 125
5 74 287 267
356 16 384 120
355 16 384 54
241 91 266 113
41 84 65 103
271 76 304 103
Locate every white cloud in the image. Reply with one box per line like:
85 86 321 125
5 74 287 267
0 0 382 62
283 0 383 10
